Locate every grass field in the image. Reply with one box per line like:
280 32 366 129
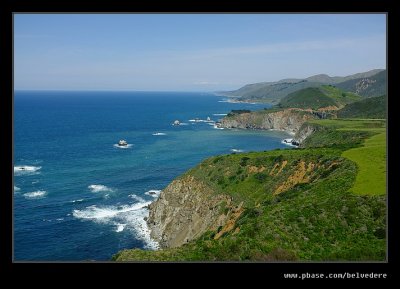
308 118 386 196
113 118 387 261
342 132 386 195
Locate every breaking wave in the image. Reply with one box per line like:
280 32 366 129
23 190 47 199
88 184 114 193
72 201 159 249
144 190 162 198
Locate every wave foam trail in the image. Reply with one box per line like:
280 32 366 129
129 194 146 203
72 202 151 220
230 149 244 153
88 184 113 193
115 223 126 232
14 165 41 176
70 199 84 203
281 138 298 147
72 201 159 249
145 190 162 198
152 132 167 136
113 144 133 149
14 186 20 192
23 190 47 199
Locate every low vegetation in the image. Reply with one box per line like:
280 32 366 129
279 86 360 110
337 95 386 119
114 119 386 262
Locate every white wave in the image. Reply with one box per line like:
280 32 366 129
73 200 158 249
230 149 244 153
115 223 126 232
152 132 167 136
73 202 151 220
88 184 113 193
70 199 84 203
188 119 197 122
213 113 227 116
113 144 133 149
23 190 47 199
56 218 64 221
129 194 146 203
213 124 224 130
14 186 20 191
144 190 162 198
14 165 41 176
281 138 298 147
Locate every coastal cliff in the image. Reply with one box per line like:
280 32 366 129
219 109 316 135
147 175 232 248
113 119 386 261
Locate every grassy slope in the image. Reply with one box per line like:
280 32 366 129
114 120 386 261
337 95 386 119
279 86 360 110
342 132 386 195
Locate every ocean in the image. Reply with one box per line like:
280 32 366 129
14 91 292 261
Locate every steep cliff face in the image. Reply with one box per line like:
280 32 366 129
292 123 319 145
219 109 315 135
147 175 231 248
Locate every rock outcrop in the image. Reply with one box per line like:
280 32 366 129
219 109 316 136
147 175 231 248
292 123 319 145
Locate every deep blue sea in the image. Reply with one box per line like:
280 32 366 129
14 91 292 261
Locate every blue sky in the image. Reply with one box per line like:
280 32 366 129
14 14 386 91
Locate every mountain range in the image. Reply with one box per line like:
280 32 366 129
219 69 386 103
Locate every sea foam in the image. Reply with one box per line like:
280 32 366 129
14 165 41 176
23 190 47 199
88 184 114 193
72 200 159 249
281 138 298 147
113 143 133 149
144 189 162 198
230 149 244 153
128 194 146 203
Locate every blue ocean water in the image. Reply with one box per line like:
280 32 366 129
14 91 292 261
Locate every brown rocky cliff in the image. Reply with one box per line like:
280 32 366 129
219 109 315 135
147 175 231 248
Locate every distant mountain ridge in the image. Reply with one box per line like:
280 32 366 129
219 69 385 103
335 70 386 97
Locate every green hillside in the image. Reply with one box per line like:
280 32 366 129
337 95 386 119
114 119 386 261
279 86 360 109
219 69 383 103
335 70 387 97
222 80 323 104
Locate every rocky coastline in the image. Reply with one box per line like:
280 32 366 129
144 109 322 249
